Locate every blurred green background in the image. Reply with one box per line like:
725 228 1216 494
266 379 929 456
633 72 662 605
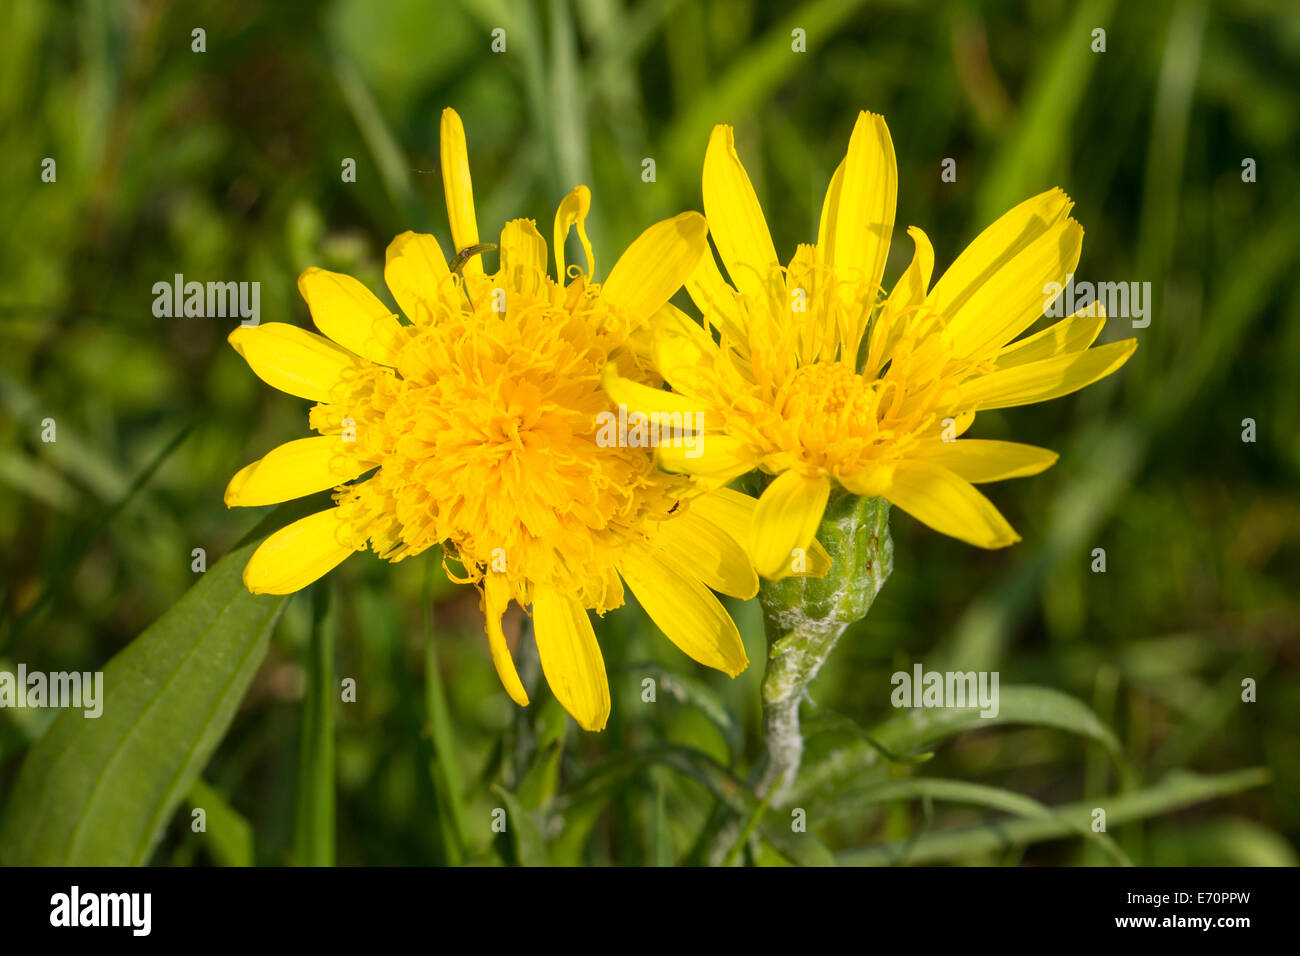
1 0 1297 866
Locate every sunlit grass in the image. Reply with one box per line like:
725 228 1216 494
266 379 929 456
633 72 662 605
0 0 1296 866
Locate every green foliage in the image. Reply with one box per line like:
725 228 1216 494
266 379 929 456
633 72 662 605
1 0 1296 866
293 581 336 866
0 502 307 865
189 778 255 867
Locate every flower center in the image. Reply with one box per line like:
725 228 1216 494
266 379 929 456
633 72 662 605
322 278 685 606
781 361 876 421
771 361 883 468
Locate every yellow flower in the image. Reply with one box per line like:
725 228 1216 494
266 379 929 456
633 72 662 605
224 108 764 731
608 112 1138 579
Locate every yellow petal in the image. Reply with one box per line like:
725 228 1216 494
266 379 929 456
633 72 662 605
225 436 370 507
601 363 708 418
483 572 529 707
958 338 1138 411
691 486 831 578
922 410 975 441
655 510 758 599
867 226 936 374
823 111 897 293
657 434 760 484
702 125 778 306
596 564 624 612
799 537 833 577
243 507 358 594
384 231 456 324
439 107 483 280
944 219 1084 359
688 486 756 542
997 306 1106 368
228 322 365 403
816 158 845 253
553 185 594 278
883 226 935 314
602 212 708 322
532 586 610 732
751 469 831 579
907 439 1059 483
882 461 1020 549
838 461 894 498
651 302 717 386
498 218 549 297
297 267 406 366
686 248 747 343
617 552 748 677
928 187 1075 319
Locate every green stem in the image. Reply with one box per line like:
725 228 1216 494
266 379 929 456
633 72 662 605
753 491 894 803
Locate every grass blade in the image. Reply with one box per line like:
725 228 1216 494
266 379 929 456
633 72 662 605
492 784 549 866
827 777 1132 865
838 768 1271 865
293 580 336 866
3 419 194 650
189 778 254 867
792 685 1124 804
422 563 469 864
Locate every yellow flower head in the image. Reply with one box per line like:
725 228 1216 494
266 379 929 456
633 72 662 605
609 112 1138 579
225 108 763 730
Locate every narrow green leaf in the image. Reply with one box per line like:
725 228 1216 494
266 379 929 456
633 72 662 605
551 744 837 866
838 769 1271 866
620 661 742 759
189 778 254 867
422 565 469 864
1147 816 1299 867
827 778 1131 865
793 685 1123 803
721 776 779 868
652 779 673 866
974 0 1117 225
804 711 936 766
547 0 590 195
875 685 1123 754
517 738 563 810
293 580 336 866
0 449 78 511
0 368 131 503
645 744 835 867
546 758 628 865
331 52 423 228
662 0 873 178
0 501 309 866
3 419 193 649
492 784 550 867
